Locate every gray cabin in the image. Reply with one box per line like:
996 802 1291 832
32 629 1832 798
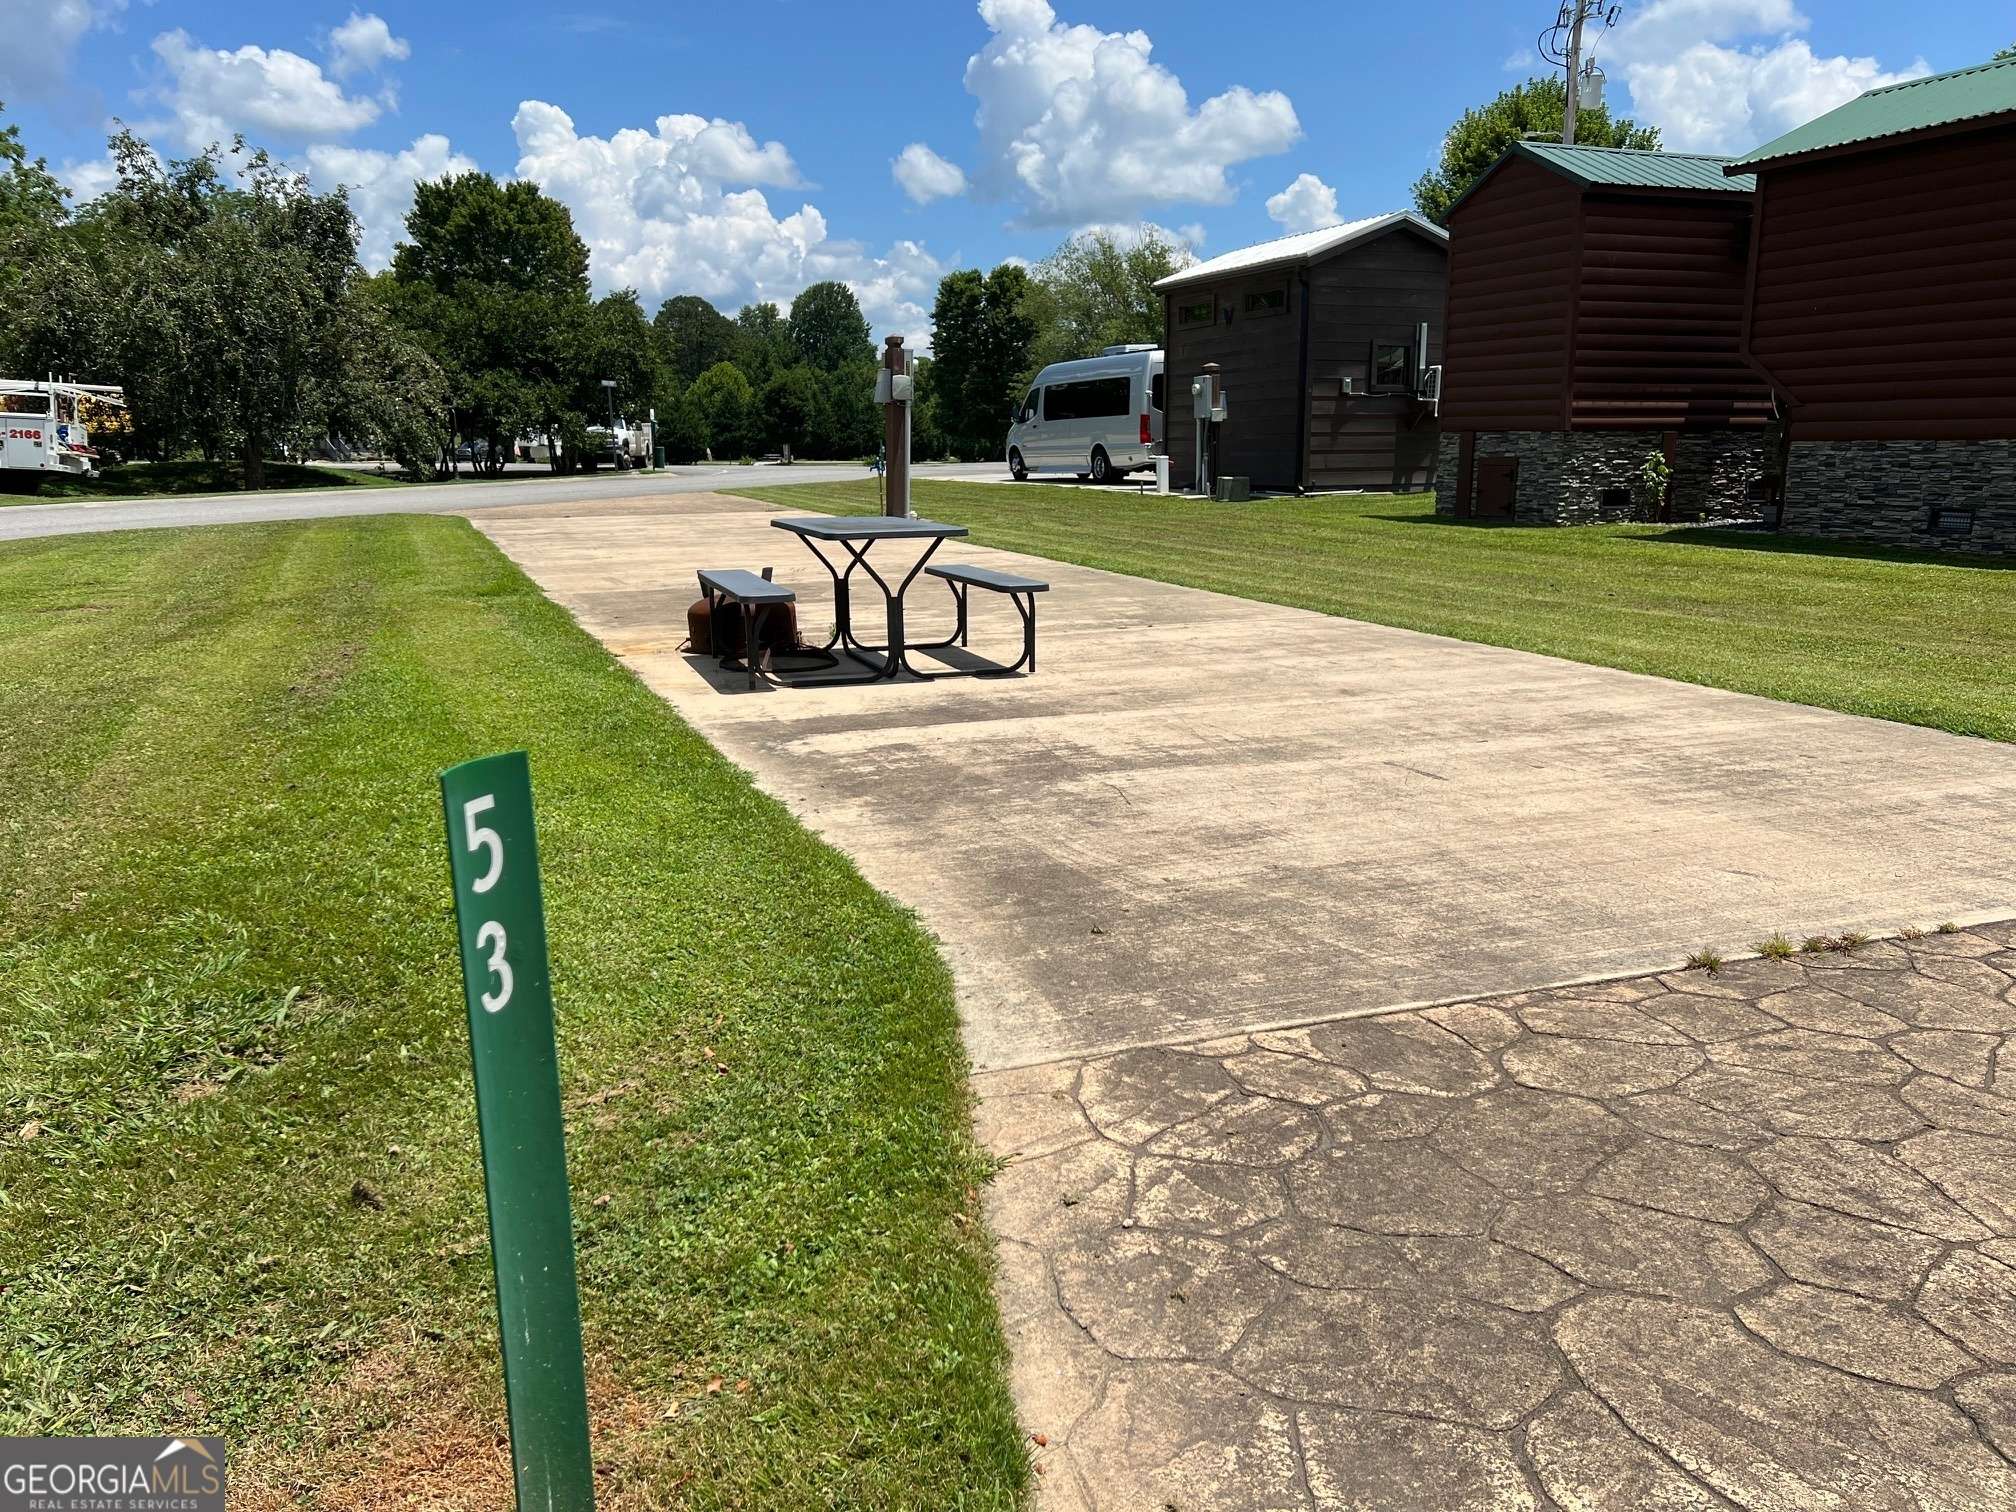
1156 211 1449 493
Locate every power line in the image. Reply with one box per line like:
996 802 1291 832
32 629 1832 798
1540 2 1621 145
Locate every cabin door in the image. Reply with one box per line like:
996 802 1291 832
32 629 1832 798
1475 456 1519 520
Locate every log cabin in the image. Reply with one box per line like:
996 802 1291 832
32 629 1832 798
1725 56 2016 553
1434 141 1774 524
1155 211 1448 493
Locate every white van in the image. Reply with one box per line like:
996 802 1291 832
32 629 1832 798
1005 345 1164 483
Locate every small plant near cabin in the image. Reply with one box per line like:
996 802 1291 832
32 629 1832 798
1833 930 1870 952
1899 924 1926 941
1937 921 1962 935
1801 935 1832 954
1684 946 1724 974
1756 933 1796 960
1636 450 1673 518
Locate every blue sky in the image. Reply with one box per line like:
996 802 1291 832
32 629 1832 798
8 1 2007 341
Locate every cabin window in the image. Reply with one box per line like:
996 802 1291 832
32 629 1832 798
1177 299 1214 327
1244 286 1288 318
1927 506 1976 538
1370 341 1414 392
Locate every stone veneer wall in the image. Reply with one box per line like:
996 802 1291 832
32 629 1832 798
1434 429 1766 523
1782 440 2016 555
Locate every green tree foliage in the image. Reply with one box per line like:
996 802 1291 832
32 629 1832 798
0 102 67 314
1413 76 1661 224
788 281 875 372
655 383 711 463
1997 44 2016 61
576 289 666 452
689 361 758 458
929 263 1038 460
654 294 737 385
387 172 593 473
733 302 793 386
1022 230 1188 372
7 129 445 485
761 365 823 457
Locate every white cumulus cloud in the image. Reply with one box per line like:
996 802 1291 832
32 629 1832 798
308 134 478 269
511 101 943 342
0 0 125 105
1266 173 1341 233
327 12 411 78
960 0 1300 226
893 143 968 203
151 28 386 148
1602 0 1928 153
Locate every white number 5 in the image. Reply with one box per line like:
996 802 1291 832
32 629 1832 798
463 795 503 894
476 921 513 1013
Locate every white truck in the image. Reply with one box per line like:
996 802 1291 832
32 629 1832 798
1 377 127 483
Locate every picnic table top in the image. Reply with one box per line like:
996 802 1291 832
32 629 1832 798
770 515 969 542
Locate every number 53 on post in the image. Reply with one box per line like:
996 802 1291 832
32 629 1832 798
439 750 595 1511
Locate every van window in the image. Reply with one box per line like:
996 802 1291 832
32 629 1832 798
1020 389 1040 421
1150 373 1165 412
1046 376 1131 421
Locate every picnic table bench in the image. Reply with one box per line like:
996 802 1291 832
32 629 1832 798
921 563 1049 677
696 568 794 689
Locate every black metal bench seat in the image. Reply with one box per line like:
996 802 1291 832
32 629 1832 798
919 563 1050 677
697 568 794 688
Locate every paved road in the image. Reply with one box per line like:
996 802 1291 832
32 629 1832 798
0 460 1002 542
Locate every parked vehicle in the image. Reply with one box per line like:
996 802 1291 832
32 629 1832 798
1005 345 1164 483
1 378 126 483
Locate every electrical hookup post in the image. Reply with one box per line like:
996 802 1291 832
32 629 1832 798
439 751 596 1512
877 334 915 517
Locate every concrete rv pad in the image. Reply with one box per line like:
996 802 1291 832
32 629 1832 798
474 493 2016 1508
473 493 2016 1072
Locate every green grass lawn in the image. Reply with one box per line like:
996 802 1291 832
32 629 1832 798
734 479 2016 743
0 518 1024 1508
16 459 409 502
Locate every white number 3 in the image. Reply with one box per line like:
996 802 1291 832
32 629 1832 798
476 921 513 1013
463 795 503 894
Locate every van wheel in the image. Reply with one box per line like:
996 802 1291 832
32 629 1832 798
1089 447 1112 484
1009 448 1028 482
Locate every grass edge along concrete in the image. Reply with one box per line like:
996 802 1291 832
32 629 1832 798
0 514 1027 1508
734 477 2016 744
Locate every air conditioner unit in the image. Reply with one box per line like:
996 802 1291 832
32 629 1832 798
1419 365 1444 416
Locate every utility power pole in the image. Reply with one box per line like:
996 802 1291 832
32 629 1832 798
1542 2 1618 146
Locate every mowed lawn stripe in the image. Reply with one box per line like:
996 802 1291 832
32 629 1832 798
732 480 2016 742
0 516 1024 1508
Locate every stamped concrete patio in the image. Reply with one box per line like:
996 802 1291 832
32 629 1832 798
471 492 2016 1508
979 930 2016 1510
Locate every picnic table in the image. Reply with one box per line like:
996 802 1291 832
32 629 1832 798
771 516 969 682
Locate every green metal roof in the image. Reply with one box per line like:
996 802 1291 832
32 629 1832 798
1511 141 1755 194
1446 143 1754 217
1728 56 2016 171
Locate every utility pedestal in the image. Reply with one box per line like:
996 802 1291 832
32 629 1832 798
878 335 915 518
1191 362 1228 497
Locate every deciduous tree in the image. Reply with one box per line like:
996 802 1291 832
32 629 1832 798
689 361 757 458
929 263 1037 460
654 294 737 385
787 281 874 372
1023 230 1186 373
1412 77 1660 224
